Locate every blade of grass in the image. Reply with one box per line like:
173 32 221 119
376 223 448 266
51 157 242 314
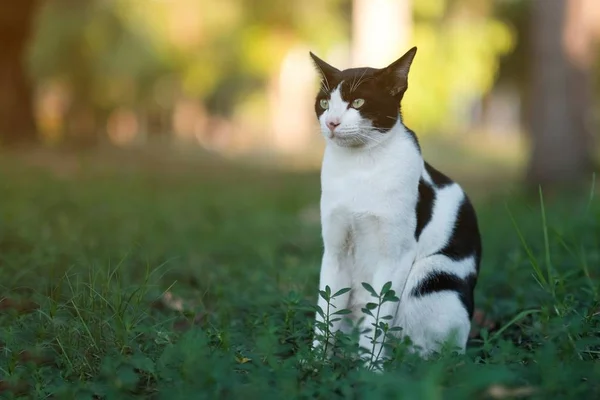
55 337 74 372
538 186 554 296
489 309 540 343
586 172 596 214
505 203 548 289
65 273 99 351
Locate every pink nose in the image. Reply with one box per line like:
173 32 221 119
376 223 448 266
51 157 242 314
327 119 340 131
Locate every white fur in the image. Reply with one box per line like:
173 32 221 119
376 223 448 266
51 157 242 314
313 88 472 368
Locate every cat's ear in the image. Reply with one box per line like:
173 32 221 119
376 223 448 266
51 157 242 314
309 52 340 87
381 46 417 96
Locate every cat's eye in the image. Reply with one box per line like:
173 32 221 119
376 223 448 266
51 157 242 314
319 99 329 109
352 98 365 109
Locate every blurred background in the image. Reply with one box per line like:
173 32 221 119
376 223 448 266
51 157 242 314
0 0 599 185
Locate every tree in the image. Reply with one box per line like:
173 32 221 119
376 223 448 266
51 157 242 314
351 0 412 68
527 0 599 186
368 0 515 134
0 1 39 146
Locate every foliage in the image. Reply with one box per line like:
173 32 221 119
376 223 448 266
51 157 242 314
26 0 514 138
0 151 599 398
28 0 348 116
403 0 515 133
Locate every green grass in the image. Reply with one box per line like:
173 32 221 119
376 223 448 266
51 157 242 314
0 149 599 399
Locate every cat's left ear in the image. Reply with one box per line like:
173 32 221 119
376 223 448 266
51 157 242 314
381 46 417 96
309 52 340 86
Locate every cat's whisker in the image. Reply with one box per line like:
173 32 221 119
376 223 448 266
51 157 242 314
355 72 372 89
356 124 387 133
350 71 357 92
313 59 331 92
356 122 392 133
352 72 372 93
351 131 385 145
355 72 366 92
349 71 359 94
350 69 367 93
324 76 331 92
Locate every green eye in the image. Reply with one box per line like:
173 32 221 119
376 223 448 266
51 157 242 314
320 99 329 109
352 98 365 108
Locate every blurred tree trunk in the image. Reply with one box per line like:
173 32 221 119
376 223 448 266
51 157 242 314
527 0 599 186
0 1 39 146
351 0 412 67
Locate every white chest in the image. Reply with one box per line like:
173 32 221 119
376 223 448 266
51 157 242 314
321 156 395 217
319 133 423 260
322 133 421 211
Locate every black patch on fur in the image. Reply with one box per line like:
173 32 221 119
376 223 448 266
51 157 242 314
415 179 435 240
411 271 477 319
437 196 482 269
424 162 452 187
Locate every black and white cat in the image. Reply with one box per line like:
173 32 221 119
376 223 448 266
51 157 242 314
309 47 482 365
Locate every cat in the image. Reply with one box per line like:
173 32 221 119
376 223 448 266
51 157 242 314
309 46 482 367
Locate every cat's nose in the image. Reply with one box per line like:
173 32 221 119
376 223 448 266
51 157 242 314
326 119 341 131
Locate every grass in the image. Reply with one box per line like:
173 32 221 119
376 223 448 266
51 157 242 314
0 148 599 399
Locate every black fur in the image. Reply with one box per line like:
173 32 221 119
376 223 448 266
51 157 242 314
411 271 477 318
425 162 453 187
415 179 434 241
437 197 482 265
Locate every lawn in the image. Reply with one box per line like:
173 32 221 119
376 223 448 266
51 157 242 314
0 147 599 399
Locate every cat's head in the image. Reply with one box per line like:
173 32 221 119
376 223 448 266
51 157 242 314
309 46 417 148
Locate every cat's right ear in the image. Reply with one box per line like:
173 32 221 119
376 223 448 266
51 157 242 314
382 46 417 96
309 52 340 87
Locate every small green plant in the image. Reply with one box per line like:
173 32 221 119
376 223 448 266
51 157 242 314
312 285 352 361
359 281 402 371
